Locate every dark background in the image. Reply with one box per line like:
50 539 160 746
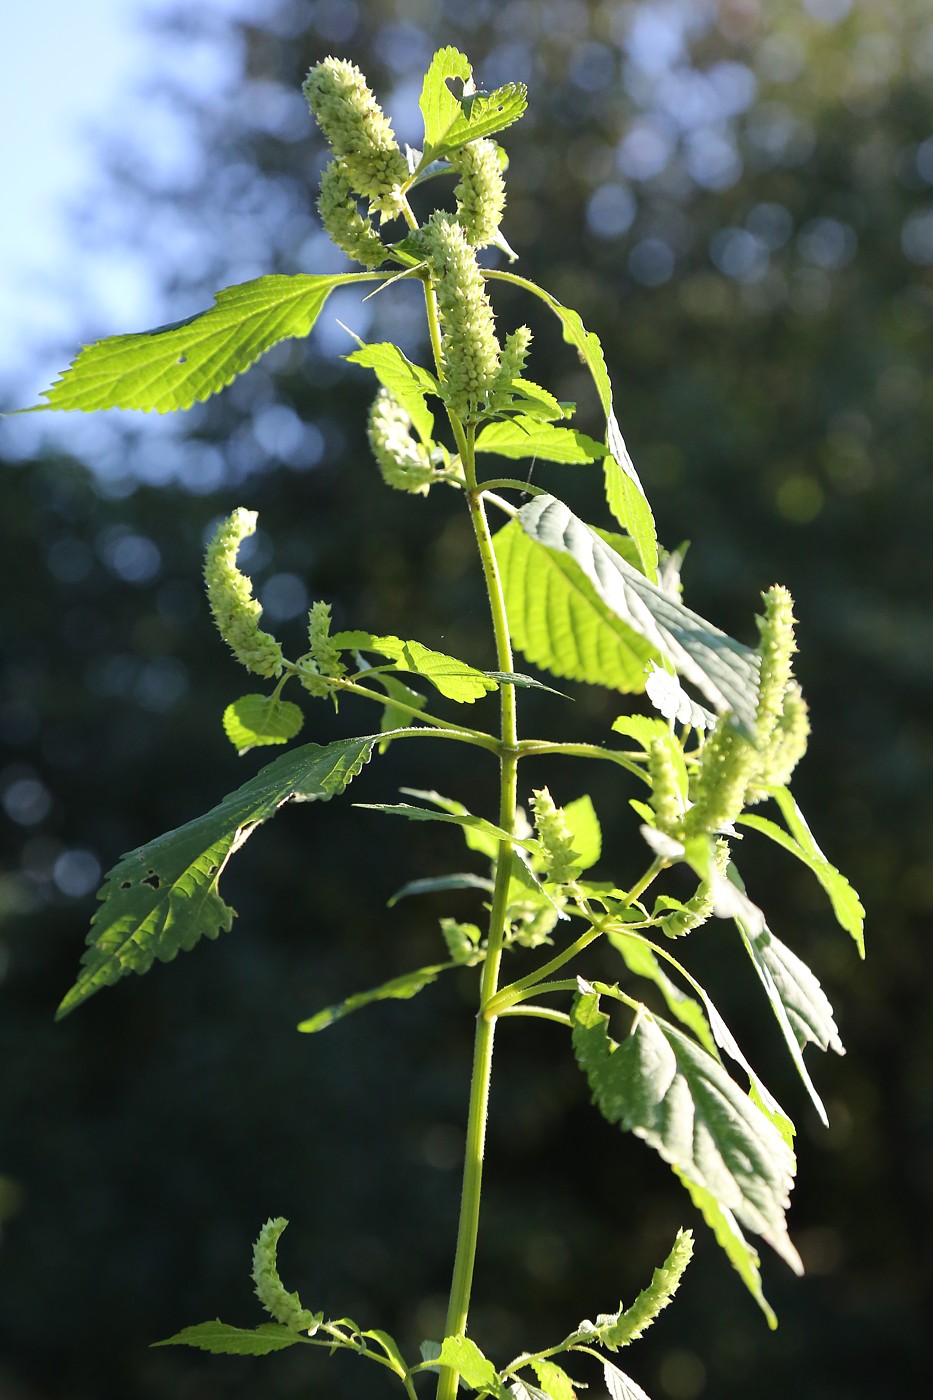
2 2 931 1397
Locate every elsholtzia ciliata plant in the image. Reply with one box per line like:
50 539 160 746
32 49 863 1400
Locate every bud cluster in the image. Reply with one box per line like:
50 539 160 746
251 1218 319 1333
420 212 502 418
450 137 506 248
303 58 408 214
530 787 580 886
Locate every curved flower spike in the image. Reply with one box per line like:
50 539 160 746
203 509 284 679
303 58 408 217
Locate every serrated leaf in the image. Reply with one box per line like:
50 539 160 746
31 274 377 414
731 887 842 1128
674 1172 776 1327
387 872 496 907
571 989 801 1274
297 963 452 1033
56 736 379 1018
743 787 865 957
511 1380 550 1400
530 1359 577 1400
345 342 439 443
399 788 502 859
420 47 473 150
488 272 659 578
475 418 606 464
336 631 497 703
602 1360 654 1400
223 694 304 754
518 497 760 735
493 519 657 692
153 1321 302 1355
438 85 528 158
505 378 568 420
644 663 717 731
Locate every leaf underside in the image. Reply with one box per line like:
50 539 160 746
571 990 801 1277
57 735 379 1018
518 497 761 733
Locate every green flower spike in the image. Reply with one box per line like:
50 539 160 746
299 600 347 698
251 1218 320 1333
754 585 798 748
750 679 811 798
367 388 438 494
318 159 389 267
450 137 507 248
530 786 580 885
421 212 502 419
492 325 532 400
204 508 284 679
303 58 409 217
648 737 683 836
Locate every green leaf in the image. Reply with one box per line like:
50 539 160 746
602 1359 654 1400
530 1359 577 1400
518 497 761 735
297 963 452 1033
345 342 439 443
360 1329 411 1379
56 736 379 1018
673 1172 776 1328
731 891 843 1129
357 800 539 859
223 694 304 754
32 274 378 414
562 795 602 872
571 989 802 1274
487 272 659 578
336 631 497 703
572 1230 693 1352
420 47 473 150
475 418 606 464
493 519 657 692
483 671 570 698
611 714 689 798
387 872 495 906
503 379 568 421
742 787 865 957
153 1321 303 1355
605 932 716 1057
436 1335 509 1398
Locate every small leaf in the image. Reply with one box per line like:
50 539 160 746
153 1321 302 1355
475 418 606 464
603 454 659 584
605 931 716 1056
346 342 439 443
436 1335 509 1398
562 795 602 872
436 85 528 158
387 872 495 907
503 378 567 421
56 736 379 1018
602 1359 654 1400
336 631 497 703
494 520 657 692
357 800 539 859
297 963 452 1033
420 47 473 150
31 274 377 414
223 695 304 754
483 671 570 698
530 1359 577 1400
743 787 865 957
518 497 760 735
571 989 801 1274
360 1328 411 1378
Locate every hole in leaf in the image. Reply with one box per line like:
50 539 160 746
141 873 161 889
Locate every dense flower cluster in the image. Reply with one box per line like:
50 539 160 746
251 1218 320 1333
450 137 506 248
421 212 502 418
317 159 388 267
367 389 438 494
303 58 408 215
531 786 580 885
203 509 283 679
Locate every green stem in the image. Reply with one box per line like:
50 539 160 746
434 417 520 1400
321 675 500 752
498 1004 573 1027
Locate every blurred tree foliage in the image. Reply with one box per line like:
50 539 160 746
2 2 932 1397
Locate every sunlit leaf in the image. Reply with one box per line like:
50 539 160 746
31 274 378 413
336 631 498 703
518 496 760 734
435 1335 509 1398
345 341 439 442
298 963 453 1033
420 47 473 150
493 519 657 692
153 1321 303 1355
223 694 304 754
673 1172 776 1327
475 418 605 463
